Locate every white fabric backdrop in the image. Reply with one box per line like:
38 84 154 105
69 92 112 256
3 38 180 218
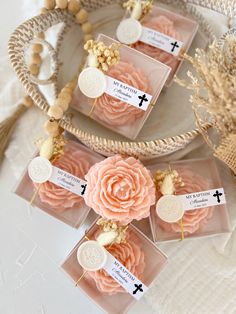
0 1 236 314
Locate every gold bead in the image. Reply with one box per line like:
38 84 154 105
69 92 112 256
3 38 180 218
44 0 56 10
48 105 64 119
56 0 68 9
22 96 33 108
29 64 39 76
76 9 89 24
68 0 80 14
32 43 43 54
84 34 93 42
44 119 59 136
37 32 45 39
31 53 42 65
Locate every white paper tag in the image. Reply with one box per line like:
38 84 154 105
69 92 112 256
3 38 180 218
105 75 153 111
139 26 183 56
49 166 87 197
104 252 148 300
178 188 226 211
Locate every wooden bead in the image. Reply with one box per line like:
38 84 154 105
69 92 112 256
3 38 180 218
84 34 93 42
68 0 80 15
48 105 64 120
76 9 89 24
59 92 72 103
81 22 93 34
44 119 59 136
44 0 56 10
22 96 33 108
37 32 45 39
56 0 68 9
61 87 72 95
67 79 77 89
32 43 43 54
31 53 42 65
54 98 69 111
40 7 48 14
77 9 89 24
29 64 39 76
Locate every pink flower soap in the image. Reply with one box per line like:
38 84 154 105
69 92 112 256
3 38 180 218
61 221 167 314
88 231 145 295
14 140 104 228
117 6 199 86
133 15 181 85
93 61 147 126
156 168 214 234
70 34 170 140
84 155 156 225
35 142 91 212
148 158 231 242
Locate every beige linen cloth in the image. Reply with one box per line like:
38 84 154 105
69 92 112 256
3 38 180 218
1 1 236 313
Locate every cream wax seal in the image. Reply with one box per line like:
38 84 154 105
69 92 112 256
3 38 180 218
156 195 185 223
116 18 142 45
77 240 108 271
28 156 53 184
78 67 107 98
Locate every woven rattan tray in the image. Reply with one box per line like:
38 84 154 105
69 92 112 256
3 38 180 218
8 0 235 159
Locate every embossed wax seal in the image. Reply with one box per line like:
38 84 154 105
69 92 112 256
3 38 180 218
77 240 108 271
28 156 53 184
78 67 107 98
156 195 185 223
116 18 142 45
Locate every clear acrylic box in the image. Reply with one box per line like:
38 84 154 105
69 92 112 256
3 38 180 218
71 33 170 140
61 220 167 314
14 140 104 228
148 158 231 242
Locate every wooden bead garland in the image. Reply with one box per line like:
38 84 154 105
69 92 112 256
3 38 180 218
27 1 94 156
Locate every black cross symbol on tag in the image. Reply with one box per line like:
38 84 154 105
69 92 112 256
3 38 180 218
170 41 179 52
133 283 143 295
81 184 87 196
213 190 223 203
138 94 148 107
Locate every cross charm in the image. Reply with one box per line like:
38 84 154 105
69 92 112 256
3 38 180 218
138 94 148 107
213 190 223 203
81 184 87 196
170 41 179 52
133 283 143 295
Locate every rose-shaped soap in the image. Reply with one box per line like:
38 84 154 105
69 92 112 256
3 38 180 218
157 169 214 234
93 61 149 126
87 237 145 294
133 16 181 77
35 142 92 212
84 155 156 224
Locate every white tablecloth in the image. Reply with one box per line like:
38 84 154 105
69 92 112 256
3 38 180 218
0 1 236 314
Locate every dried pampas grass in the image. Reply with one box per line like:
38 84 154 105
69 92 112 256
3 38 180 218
175 30 236 174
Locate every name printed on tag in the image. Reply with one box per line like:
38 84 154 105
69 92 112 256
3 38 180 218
139 27 184 56
104 252 148 300
105 76 153 111
178 188 226 211
49 166 87 197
